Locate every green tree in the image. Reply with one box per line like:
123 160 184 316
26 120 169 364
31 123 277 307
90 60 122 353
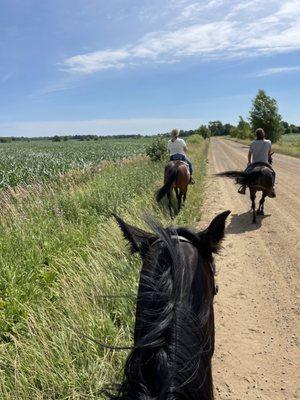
229 127 238 138
289 124 300 133
208 121 224 136
196 125 211 139
249 90 284 142
236 116 253 139
223 123 234 136
282 121 291 135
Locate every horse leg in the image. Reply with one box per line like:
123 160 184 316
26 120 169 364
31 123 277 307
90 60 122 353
258 193 266 215
250 189 256 223
177 191 183 211
167 190 173 218
182 189 187 203
175 188 180 204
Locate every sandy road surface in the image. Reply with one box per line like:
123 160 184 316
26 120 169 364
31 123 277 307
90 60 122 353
199 138 300 400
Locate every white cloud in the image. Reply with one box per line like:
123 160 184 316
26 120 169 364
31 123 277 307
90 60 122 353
255 66 300 77
63 49 130 74
0 118 202 137
62 1 300 74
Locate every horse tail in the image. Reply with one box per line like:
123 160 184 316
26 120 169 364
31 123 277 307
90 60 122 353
215 170 244 179
156 167 179 202
216 170 263 185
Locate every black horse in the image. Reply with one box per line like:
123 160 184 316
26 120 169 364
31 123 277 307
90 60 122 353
113 210 230 400
217 155 275 224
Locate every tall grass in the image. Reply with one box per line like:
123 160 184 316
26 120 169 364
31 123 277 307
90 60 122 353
0 139 208 399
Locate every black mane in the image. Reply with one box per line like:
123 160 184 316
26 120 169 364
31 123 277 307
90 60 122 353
110 222 215 400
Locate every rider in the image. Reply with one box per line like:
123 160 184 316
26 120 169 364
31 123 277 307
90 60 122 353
167 129 195 184
238 128 276 196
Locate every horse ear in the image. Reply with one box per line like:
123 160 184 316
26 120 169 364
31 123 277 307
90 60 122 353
202 210 231 253
113 214 158 257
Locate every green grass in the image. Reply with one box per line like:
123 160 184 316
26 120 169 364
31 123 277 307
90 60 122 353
0 139 209 399
227 133 300 157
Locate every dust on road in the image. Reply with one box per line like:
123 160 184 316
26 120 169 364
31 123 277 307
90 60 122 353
199 138 300 400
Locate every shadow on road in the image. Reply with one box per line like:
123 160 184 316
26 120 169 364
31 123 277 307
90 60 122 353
226 211 271 234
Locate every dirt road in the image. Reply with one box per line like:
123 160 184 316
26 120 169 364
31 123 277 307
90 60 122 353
200 138 300 400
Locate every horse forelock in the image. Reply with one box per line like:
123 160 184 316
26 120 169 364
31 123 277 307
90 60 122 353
110 222 215 400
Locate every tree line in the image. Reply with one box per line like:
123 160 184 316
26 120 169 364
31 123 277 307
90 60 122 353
1 90 299 144
194 90 299 143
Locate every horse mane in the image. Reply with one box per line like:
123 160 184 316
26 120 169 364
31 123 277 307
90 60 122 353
109 221 214 400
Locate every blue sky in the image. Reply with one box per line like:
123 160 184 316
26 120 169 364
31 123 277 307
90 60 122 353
0 0 300 136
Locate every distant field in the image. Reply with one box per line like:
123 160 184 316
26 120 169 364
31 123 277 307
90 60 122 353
0 138 150 189
228 133 300 157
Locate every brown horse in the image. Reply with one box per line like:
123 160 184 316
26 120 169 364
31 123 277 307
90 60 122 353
156 160 190 217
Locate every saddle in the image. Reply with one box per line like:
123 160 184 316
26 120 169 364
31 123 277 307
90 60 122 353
245 162 275 176
172 160 189 168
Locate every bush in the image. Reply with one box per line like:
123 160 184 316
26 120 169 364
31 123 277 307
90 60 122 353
146 137 168 161
187 134 203 144
0 137 12 143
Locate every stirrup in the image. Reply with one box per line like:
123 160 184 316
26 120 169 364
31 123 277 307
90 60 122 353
238 185 246 194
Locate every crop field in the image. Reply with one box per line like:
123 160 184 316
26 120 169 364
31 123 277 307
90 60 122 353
0 136 208 399
0 138 150 189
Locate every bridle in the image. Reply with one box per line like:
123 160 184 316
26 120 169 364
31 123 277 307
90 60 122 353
151 235 219 296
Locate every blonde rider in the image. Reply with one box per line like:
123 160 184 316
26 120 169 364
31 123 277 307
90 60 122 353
167 129 195 184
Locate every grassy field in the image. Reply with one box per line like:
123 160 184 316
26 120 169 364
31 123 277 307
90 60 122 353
227 133 300 157
0 138 150 189
0 136 208 399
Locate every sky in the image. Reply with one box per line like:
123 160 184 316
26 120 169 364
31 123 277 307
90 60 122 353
0 0 300 136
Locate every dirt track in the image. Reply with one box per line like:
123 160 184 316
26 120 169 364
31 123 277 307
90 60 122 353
199 138 300 400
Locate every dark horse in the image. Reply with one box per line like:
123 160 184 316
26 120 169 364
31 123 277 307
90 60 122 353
156 161 190 217
113 210 230 400
217 155 275 223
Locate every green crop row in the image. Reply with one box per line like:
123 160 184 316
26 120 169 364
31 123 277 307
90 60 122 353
0 138 151 189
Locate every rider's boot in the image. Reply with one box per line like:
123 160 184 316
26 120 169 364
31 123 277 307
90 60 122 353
189 176 195 185
238 185 246 194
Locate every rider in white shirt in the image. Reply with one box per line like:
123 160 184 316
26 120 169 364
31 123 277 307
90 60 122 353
167 129 194 184
238 128 275 195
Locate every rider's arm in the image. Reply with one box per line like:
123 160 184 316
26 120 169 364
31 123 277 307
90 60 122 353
248 150 252 164
268 145 272 157
183 145 188 154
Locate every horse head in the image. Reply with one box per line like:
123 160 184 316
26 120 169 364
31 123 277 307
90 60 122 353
112 210 230 400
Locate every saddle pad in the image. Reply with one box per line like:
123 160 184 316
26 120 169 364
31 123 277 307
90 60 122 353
174 160 189 167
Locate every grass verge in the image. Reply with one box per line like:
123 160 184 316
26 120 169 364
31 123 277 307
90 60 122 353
0 139 208 399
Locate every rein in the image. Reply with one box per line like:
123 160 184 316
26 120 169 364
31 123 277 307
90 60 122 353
151 235 192 247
